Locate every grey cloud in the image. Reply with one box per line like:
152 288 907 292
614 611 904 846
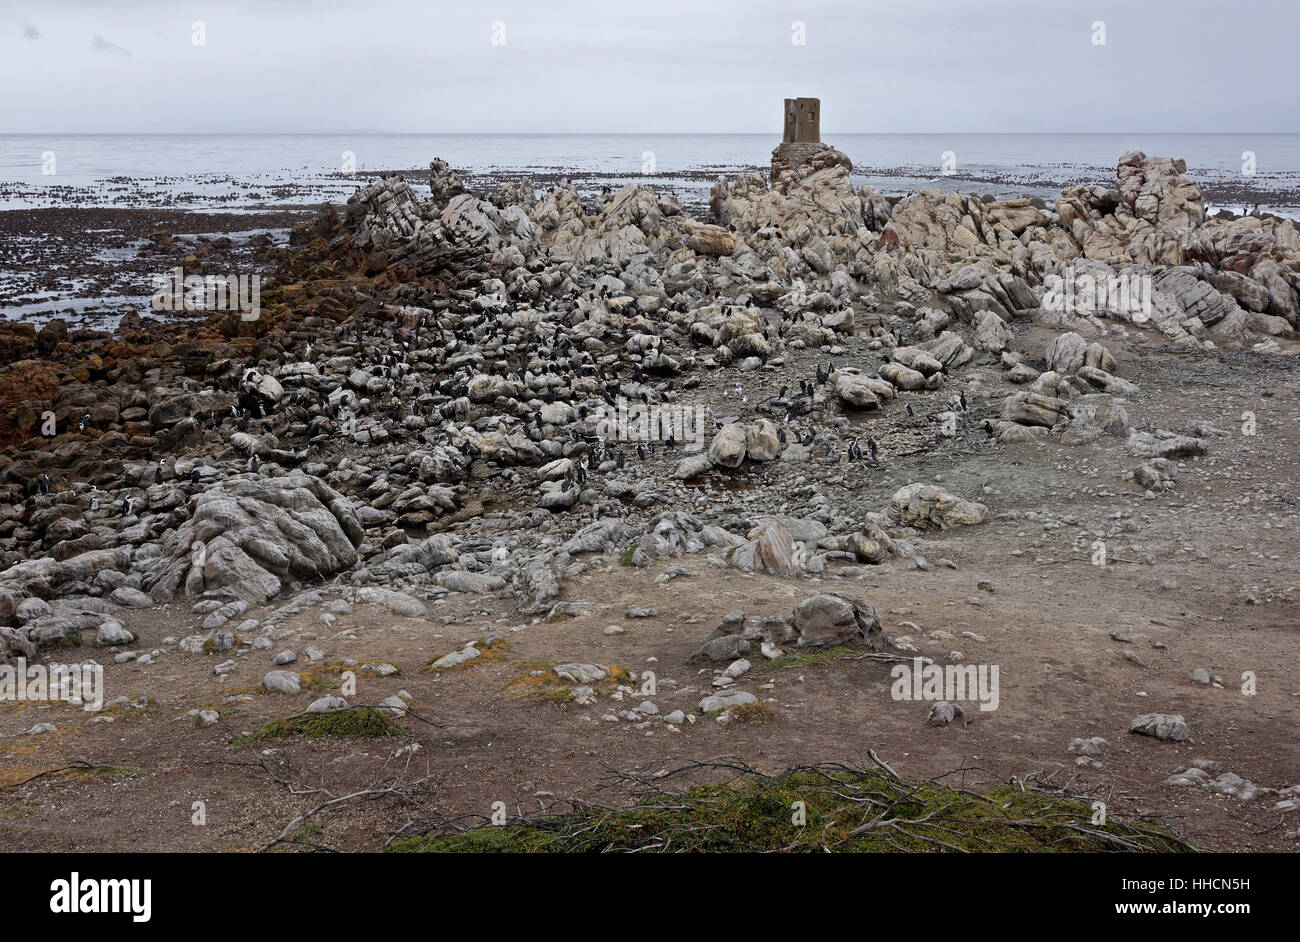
0 0 1293 133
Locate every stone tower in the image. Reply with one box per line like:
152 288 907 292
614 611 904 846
783 98 820 144
770 98 849 192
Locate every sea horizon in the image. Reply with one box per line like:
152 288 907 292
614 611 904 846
4 131 1299 218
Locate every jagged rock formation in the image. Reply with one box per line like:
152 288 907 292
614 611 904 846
0 143 1295 659
148 472 363 606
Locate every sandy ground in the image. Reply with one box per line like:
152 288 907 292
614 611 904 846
0 318 1297 853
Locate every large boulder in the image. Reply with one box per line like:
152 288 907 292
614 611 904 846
708 423 748 468
241 369 284 408
825 516 909 564
744 419 782 462
0 626 36 665
729 524 797 577
429 157 469 206
683 221 736 257
1130 713 1191 742
834 371 889 409
1115 151 1204 230
1001 391 1072 428
791 593 884 649
1046 332 1116 375
886 483 987 530
148 472 363 606
0 547 133 600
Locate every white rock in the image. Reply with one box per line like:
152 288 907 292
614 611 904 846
699 690 756 713
262 670 302 694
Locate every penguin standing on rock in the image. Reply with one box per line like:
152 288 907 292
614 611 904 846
155 462 165 485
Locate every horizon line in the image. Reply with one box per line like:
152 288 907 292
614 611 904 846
1 130 1296 137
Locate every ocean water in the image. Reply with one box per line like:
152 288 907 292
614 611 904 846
2 133 1299 216
3 133 1298 329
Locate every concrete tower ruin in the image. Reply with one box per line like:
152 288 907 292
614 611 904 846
783 98 820 144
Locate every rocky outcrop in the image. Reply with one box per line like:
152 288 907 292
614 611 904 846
885 484 987 530
0 144 1293 674
147 472 362 606
791 592 884 649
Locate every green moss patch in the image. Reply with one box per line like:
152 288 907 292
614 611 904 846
232 707 402 745
750 644 861 673
387 765 1194 854
717 700 777 725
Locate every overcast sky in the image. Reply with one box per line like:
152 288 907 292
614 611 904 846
3 0 1296 134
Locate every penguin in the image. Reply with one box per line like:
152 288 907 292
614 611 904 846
155 463 164 485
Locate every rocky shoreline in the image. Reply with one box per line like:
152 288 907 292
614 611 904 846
3 137 1299 661
0 140 1297 849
